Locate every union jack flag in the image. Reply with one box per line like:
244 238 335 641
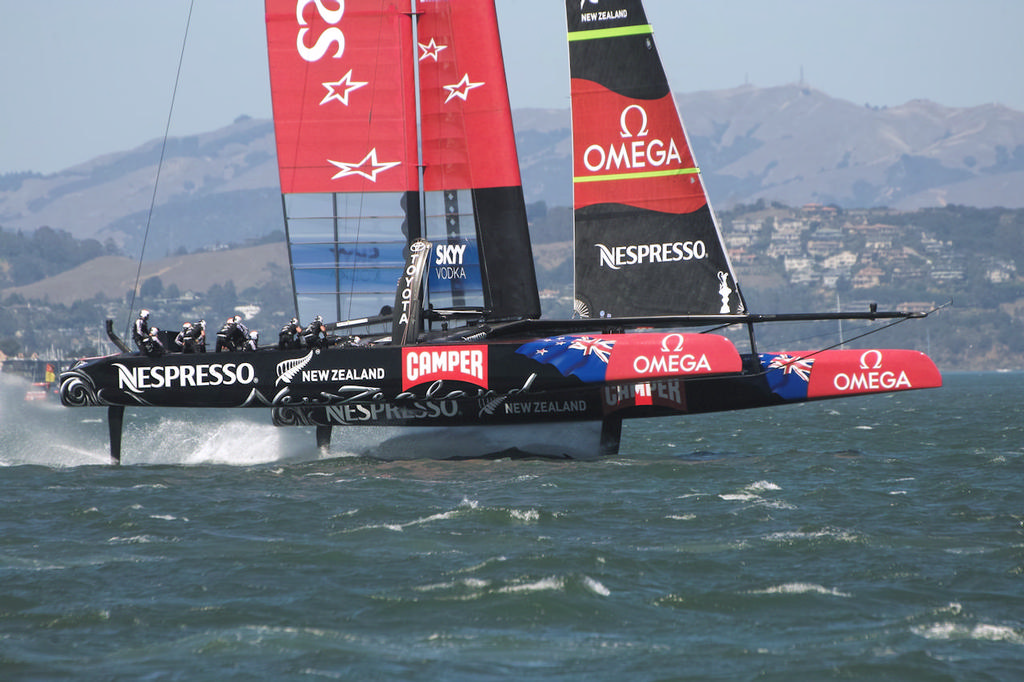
568 336 614 363
516 334 616 383
767 353 814 381
760 352 815 400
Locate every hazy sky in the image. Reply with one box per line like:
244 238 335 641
2 0 1022 175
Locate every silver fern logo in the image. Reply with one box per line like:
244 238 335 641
276 351 315 386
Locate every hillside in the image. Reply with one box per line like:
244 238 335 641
3 86 1024 257
2 242 288 306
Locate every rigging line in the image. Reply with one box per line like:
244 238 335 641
756 301 950 350
748 316 921 379
125 0 195 336
679 315 925 385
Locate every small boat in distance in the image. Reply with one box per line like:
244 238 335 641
60 0 941 463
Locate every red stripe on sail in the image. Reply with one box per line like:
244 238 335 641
266 0 418 195
418 0 522 190
571 79 707 215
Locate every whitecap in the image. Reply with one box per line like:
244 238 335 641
583 576 611 596
719 493 758 501
509 508 539 522
453 556 508 574
747 480 781 492
749 582 851 598
107 535 159 544
912 622 1024 645
765 528 861 544
498 576 564 594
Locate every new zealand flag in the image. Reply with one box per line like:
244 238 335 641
760 353 815 401
516 335 616 383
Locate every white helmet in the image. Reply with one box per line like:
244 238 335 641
182 321 192 330
140 309 150 320
233 315 243 324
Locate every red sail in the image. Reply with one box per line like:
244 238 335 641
416 0 522 190
266 0 539 325
266 0 418 195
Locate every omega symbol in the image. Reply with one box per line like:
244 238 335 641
859 350 884 370
620 105 650 138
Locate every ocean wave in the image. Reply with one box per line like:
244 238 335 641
748 582 852 598
342 498 480 533
508 508 539 523
912 622 1024 645
747 480 781 492
583 576 611 596
764 528 863 544
497 576 565 594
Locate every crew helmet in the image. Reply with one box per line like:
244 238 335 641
182 321 192 330
140 309 150 320
233 315 243 324
290 317 298 326
314 314 323 324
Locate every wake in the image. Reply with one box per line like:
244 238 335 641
0 374 325 467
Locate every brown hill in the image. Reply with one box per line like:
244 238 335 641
4 86 1024 257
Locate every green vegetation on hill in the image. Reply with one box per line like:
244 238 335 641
0 226 120 289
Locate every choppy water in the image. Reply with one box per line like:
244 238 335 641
1 372 1022 680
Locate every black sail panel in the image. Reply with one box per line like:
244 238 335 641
574 203 739 317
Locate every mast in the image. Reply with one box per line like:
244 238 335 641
393 0 427 345
410 0 425 245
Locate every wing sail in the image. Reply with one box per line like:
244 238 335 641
565 1 745 318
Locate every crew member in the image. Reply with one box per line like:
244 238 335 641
193 319 207 353
176 322 195 353
132 310 151 353
279 317 303 350
303 314 328 349
217 315 257 352
141 327 165 358
216 316 238 352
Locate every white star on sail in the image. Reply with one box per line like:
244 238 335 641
320 70 368 106
443 74 484 103
328 149 400 182
418 38 448 62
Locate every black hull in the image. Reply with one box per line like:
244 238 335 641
60 340 939 422
60 329 940 461
60 337 763 417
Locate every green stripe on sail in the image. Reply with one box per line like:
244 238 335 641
567 24 653 42
573 167 700 184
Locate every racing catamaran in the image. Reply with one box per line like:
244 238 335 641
60 0 941 463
